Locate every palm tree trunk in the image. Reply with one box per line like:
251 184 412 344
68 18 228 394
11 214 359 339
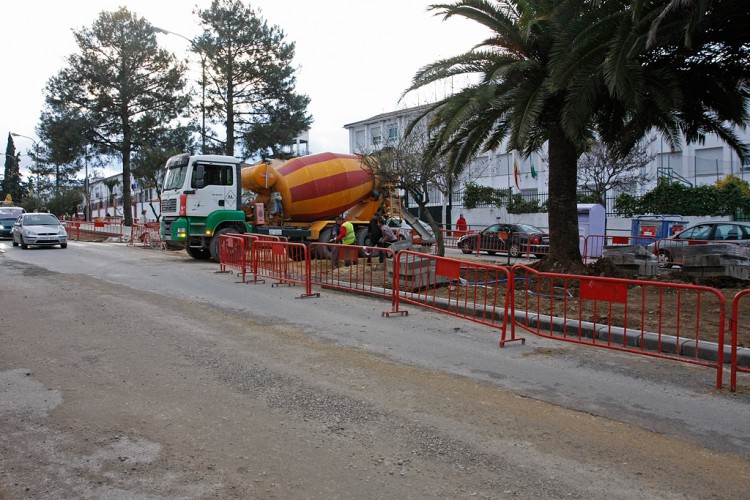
546 123 583 270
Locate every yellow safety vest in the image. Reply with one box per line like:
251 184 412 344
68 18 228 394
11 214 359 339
341 221 356 244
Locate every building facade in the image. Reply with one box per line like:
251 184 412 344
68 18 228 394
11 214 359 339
345 104 750 226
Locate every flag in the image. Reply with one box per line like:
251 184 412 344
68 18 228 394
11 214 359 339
530 162 537 179
513 159 520 189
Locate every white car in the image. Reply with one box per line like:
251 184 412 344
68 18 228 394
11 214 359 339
12 213 68 249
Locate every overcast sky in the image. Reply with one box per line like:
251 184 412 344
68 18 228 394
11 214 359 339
1 0 484 177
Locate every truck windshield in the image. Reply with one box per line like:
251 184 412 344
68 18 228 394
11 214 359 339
164 165 188 191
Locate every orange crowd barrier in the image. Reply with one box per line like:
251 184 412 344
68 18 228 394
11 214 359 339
309 242 396 303
730 290 750 391
386 250 520 346
217 233 248 282
512 264 726 389
247 239 318 298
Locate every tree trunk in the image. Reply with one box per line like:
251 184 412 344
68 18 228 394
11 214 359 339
122 121 134 227
545 123 583 272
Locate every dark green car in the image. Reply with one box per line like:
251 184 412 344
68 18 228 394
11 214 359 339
0 206 25 239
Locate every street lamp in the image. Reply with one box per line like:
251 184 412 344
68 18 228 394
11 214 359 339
154 26 207 153
10 132 42 195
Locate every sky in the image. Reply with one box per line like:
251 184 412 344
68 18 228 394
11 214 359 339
1 0 485 179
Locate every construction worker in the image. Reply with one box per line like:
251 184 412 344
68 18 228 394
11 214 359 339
332 215 356 267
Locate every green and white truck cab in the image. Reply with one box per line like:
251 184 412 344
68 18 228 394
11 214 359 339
160 153 251 260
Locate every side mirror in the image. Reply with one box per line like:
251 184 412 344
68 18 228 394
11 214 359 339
195 165 205 189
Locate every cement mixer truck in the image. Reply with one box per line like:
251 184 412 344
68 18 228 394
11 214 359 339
160 151 403 260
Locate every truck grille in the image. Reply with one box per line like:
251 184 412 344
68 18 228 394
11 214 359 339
162 198 177 213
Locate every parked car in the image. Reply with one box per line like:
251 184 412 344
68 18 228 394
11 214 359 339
12 213 68 249
457 223 549 258
0 206 25 239
646 221 750 268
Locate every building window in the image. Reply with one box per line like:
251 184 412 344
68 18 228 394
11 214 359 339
388 126 398 141
355 130 366 149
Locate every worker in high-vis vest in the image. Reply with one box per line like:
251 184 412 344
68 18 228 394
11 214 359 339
331 215 356 267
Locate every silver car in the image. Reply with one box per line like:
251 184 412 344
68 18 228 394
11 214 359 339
648 221 750 268
12 213 68 249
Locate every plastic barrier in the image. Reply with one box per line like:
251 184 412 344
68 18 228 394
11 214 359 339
730 290 750 391
386 250 520 346
583 234 657 261
247 239 318 298
217 234 247 282
309 242 396 303
512 264 726 388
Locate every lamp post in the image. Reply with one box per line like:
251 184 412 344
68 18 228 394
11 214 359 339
10 133 42 196
153 26 207 153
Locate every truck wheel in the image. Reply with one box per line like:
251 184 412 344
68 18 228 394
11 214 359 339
314 228 332 259
186 246 211 260
210 227 239 262
355 227 369 257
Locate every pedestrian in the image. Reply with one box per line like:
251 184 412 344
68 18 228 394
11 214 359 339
140 210 148 224
366 215 382 264
377 217 398 263
455 213 467 237
331 215 356 267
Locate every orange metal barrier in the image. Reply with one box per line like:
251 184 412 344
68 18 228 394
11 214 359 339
582 234 657 261
65 220 125 242
217 234 248 282
512 264 726 388
386 250 520 346
456 230 548 260
730 290 750 391
246 239 318 298
309 242 396 303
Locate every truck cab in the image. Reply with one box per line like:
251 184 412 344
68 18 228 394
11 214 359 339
161 153 251 260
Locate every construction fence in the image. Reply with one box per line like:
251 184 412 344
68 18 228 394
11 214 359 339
217 235 750 392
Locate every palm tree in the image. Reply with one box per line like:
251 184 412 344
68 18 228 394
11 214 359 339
406 0 749 270
406 0 591 269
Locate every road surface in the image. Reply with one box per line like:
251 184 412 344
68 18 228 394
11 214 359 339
1 240 748 498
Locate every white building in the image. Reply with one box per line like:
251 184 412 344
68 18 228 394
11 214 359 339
85 174 159 222
345 104 750 228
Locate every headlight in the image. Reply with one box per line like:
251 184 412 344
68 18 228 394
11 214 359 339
23 229 37 237
58 226 67 236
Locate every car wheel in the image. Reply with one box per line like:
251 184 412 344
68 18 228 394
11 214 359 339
509 242 521 258
657 250 673 269
20 236 28 249
60 243 67 249
459 241 472 254
12 237 18 247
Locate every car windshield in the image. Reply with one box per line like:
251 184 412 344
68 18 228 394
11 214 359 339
515 224 543 233
24 214 60 225
0 208 23 220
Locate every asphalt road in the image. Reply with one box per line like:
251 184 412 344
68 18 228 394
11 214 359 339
1 239 749 498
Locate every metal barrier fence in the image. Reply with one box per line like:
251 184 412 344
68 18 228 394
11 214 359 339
65 220 125 242
217 234 248 282
214 237 742 390
512 264 727 388
386 250 520 346
309 242 397 303
247 239 318 298
731 289 750 391
454 230 549 260
128 222 164 249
